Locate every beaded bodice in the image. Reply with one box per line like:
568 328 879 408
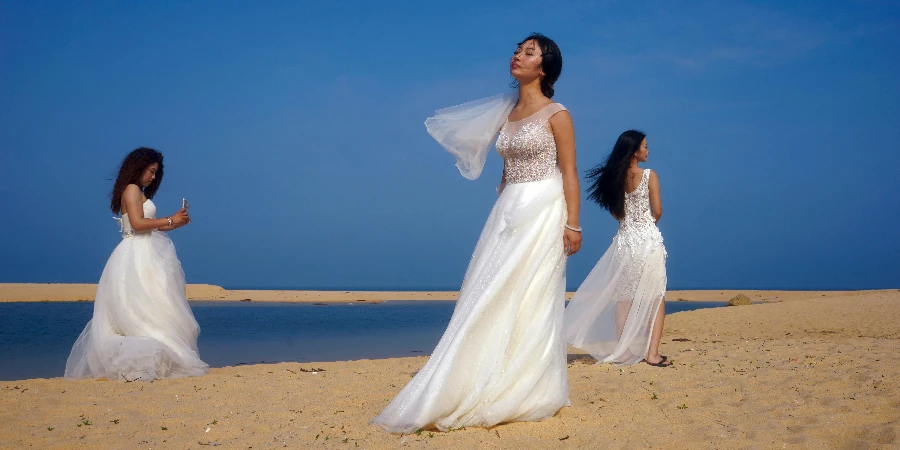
116 199 157 238
615 169 665 256
496 103 566 184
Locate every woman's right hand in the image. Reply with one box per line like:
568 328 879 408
171 208 190 226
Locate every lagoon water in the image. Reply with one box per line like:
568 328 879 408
0 300 725 381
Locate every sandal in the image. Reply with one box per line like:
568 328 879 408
643 355 672 367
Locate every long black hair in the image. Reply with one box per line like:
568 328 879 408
585 130 647 218
110 147 164 214
512 32 562 98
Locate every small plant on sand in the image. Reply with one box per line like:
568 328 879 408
161 426 168 431
429 432 435 438
47 427 54 431
110 419 119 424
651 393 658 400
416 429 423 436
678 404 688 409
342 438 348 443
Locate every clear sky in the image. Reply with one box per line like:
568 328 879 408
1 1 898 290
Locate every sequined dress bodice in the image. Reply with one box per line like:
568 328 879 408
118 199 157 238
615 169 665 255
496 103 567 184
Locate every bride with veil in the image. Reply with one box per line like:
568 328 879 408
372 33 582 433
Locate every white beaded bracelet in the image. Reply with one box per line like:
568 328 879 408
565 224 582 232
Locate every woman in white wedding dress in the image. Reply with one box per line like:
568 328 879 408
372 33 582 433
563 131 671 367
65 147 208 381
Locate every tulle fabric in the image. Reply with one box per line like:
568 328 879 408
563 236 667 366
425 92 518 180
564 168 667 366
371 173 570 433
65 228 208 381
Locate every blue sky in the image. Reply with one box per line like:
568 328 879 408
1 1 898 290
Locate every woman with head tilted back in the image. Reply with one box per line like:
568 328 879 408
563 131 671 367
65 147 208 381
372 33 581 432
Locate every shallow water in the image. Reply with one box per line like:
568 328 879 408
0 300 725 381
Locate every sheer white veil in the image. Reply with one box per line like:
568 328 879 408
425 91 518 180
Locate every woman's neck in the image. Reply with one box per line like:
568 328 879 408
517 81 545 105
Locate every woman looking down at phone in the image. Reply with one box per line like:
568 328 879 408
65 147 208 381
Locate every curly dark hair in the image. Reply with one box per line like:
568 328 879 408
585 130 647 218
110 147 164 214
511 32 563 98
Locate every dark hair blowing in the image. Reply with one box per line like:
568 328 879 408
110 147 164 214
513 32 563 98
585 130 647 218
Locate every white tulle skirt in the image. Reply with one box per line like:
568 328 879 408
372 174 570 433
65 231 208 381
563 230 667 366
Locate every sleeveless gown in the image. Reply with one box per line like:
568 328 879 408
65 199 209 381
563 169 667 365
372 103 571 433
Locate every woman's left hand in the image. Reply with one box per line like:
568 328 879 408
564 228 582 256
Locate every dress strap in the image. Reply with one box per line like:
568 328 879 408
534 103 567 123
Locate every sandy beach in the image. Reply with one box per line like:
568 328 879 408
0 288 897 448
0 282 860 303
0 283 460 303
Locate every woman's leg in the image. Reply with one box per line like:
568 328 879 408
645 299 670 365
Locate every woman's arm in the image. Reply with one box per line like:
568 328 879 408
497 161 507 196
550 110 582 256
157 212 190 231
649 170 662 223
122 184 189 231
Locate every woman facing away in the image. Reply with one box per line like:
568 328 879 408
65 147 209 381
371 32 581 433
563 131 671 367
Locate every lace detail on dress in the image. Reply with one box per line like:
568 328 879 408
496 103 566 184
611 169 667 302
614 169 666 258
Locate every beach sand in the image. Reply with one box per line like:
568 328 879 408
0 282 860 303
0 283 459 303
1 289 897 448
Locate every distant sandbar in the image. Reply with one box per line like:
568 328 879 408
0 283 890 304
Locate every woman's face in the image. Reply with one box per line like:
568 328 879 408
634 138 649 163
510 39 544 83
139 162 159 187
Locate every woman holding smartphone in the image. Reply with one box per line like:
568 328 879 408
65 147 209 381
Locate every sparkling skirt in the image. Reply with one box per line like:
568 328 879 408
371 174 570 432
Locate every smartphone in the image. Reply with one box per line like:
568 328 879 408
182 198 189 210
